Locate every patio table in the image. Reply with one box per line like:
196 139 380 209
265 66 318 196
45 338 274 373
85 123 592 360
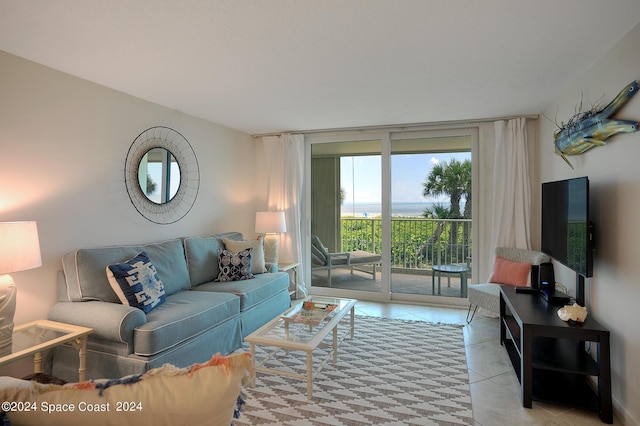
432 264 469 297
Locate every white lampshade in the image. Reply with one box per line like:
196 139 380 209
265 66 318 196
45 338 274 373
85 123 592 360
0 221 42 274
255 211 286 234
255 212 286 265
0 221 42 354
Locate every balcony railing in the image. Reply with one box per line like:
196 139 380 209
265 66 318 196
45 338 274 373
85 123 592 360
340 217 472 271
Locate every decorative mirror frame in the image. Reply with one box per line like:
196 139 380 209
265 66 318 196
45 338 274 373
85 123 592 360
125 126 199 224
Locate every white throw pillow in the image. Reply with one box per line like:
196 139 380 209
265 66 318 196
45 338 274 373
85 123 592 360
223 236 267 274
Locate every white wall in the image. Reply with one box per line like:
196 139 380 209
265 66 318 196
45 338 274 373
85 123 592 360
0 51 257 342
539 23 640 424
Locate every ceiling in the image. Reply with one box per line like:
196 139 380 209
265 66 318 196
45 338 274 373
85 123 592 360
1 1 640 135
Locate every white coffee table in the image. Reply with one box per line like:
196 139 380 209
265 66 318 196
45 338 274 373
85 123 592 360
245 296 357 400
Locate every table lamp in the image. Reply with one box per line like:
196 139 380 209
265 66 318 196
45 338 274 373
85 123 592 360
255 211 286 265
0 221 42 352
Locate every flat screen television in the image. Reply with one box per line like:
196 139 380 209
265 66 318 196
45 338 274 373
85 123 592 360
541 177 594 278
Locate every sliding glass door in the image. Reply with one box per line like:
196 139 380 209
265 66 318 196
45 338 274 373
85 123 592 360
389 132 472 300
307 128 476 304
310 139 383 295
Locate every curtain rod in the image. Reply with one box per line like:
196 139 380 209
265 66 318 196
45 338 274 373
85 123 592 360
252 114 540 138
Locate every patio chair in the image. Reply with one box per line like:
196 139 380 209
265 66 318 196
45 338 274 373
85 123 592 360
466 247 550 323
311 235 382 287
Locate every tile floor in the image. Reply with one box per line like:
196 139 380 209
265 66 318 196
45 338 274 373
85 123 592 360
354 300 612 426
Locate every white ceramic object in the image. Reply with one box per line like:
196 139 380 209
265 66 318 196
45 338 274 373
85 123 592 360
557 303 588 323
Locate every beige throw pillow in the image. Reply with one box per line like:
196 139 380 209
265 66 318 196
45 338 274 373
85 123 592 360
223 236 267 274
0 353 252 426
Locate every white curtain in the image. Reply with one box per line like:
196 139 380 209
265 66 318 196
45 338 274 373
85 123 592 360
490 118 531 255
262 134 308 298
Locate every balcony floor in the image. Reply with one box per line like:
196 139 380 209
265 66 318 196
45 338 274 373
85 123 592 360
311 267 467 298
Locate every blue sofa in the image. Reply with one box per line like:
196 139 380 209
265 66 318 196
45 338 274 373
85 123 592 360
47 232 291 382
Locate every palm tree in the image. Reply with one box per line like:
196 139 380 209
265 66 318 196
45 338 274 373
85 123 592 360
421 159 471 219
419 203 452 262
423 203 451 219
146 174 157 196
422 159 472 262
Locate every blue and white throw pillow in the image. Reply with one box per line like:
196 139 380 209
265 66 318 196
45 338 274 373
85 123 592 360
216 248 255 282
106 251 166 313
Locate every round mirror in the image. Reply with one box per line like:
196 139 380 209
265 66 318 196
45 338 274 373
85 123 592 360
138 147 181 204
125 127 199 224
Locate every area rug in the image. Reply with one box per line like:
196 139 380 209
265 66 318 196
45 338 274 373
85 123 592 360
236 316 473 425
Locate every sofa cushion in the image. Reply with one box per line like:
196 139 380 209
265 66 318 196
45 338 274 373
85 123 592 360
183 235 224 286
142 239 191 296
134 291 240 356
194 271 288 312
216 248 255 282
63 246 138 303
62 239 190 302
183 232 247 287
106 251 166 313
329 250 381 266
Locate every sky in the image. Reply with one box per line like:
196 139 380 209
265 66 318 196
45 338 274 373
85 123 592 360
340 151 471 205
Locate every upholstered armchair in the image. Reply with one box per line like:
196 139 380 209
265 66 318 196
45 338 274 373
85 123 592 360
466 247 550 323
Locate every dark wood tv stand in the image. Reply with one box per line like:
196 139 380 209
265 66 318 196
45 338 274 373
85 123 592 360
499 285 612 423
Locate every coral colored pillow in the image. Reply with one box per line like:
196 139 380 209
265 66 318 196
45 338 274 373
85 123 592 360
488 256 532 287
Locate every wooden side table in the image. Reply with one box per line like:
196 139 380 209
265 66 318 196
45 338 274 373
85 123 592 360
499 285 612 423
278 262 301 298
0 319 93 381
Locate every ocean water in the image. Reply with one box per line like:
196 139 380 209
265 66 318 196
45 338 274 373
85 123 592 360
341 202 448 217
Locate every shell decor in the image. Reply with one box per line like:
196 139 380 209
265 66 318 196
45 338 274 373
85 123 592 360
551 80 639 169
557 303 588 323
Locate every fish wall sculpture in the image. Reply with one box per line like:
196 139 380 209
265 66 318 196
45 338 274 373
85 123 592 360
553 80 638 168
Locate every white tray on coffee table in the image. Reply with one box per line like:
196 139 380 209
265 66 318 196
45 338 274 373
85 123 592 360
245 296 357 400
